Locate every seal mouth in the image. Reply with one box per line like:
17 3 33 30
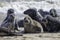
24 20 30 24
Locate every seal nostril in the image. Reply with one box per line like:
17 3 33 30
25 20 28 23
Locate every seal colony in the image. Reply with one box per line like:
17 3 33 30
0 8 60 36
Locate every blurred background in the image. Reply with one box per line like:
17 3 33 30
0 0 60 25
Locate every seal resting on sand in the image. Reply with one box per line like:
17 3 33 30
24 15 43 33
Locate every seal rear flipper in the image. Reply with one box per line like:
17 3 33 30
0 27 23 36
